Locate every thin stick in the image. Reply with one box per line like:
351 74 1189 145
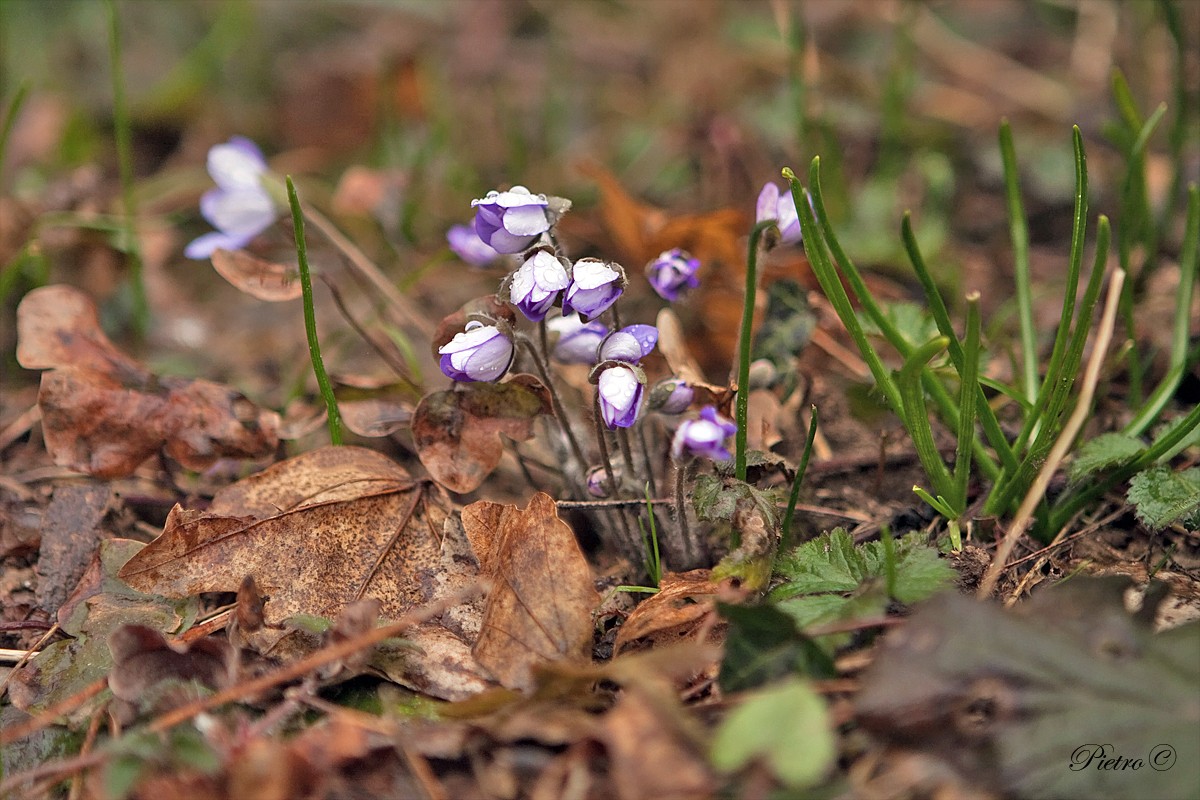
978 268 1126 597
0 623 58 698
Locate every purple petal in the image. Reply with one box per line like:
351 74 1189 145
184 230 249 260
621 324 658 359
200 186 276 237
208 138 267 190
756 182 780 225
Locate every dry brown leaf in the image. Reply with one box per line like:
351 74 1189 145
16 285 279 478
655 308 735 414
210 248 302 302
118 446 491 698
462 493 600 691
613 570 721 655
412 376 551 494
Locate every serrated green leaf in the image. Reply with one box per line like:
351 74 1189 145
860 533 957 604
711 677 835 788
1128 466 1200 530
772 529 868 596
718 603 836 692
1070 433 1145 480
692 473 735 521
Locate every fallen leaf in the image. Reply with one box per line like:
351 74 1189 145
613 570 721 655
856 578 1200 800
107 624 235 707
655 309 734 413
9 539 199 715
16 285 280 478
35 482 116 614
210 248 302 302
412 376 551 494
462 493 600 690
118 446 491 698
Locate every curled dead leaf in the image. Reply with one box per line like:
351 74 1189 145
16 285 279 478
463 493 600 690
210 248 302 302
412 376 551 494
614 570 722 655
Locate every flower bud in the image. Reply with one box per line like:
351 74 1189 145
648 378 694 414
506 249 569 321
671 405 737 461
586 465 621 498
598 324 657 363
755 181 803 245
437 321 515 383
547 313 608 364
645 248 700 301
597 364 644 428
447 224 500 267
564 258 625 320
471 186 552 254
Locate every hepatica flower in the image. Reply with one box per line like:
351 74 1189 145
595 324 657 429
564 258 625 320
471 186 552 254
648 378 694 414
447 224 500 267
547 313 609 364
646 248 700 301
438 321 514 382
507 249 569 321
755 181 803 245
672 405 737 461
185 136 278 260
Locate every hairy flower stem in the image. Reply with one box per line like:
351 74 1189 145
594 394 640 559
636 423 659 497
286 177 343 446
617 427 638 485
518 336 589 475
673 459 696 567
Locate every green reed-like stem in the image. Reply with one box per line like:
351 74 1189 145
735 220 775 481
0 81 30 189
780 404 819 554
998 120 1038 406
953 294 982 512
286 176 343 446
106 0 149 338
899 336 956 511
1126 184 1200 436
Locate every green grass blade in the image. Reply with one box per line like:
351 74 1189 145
736 220 775 481
988 216 1112 516
0 81 30 189
898 336 956 510
286 176 343 446
788 162 903 416
1126 184 1200 435
998 120 1038 406
1011 127 1089 457
781 405 819 554
953 294 982 511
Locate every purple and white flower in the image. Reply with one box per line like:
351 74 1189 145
547 313 609 364
755 181 803 245
564 258 624 320
437 321 514 383
597 365 643 428
507 249 569 321
598 324 658 363
185 136 278 259
586 465 621 498
672 405 737 461
447 224 500 267
648 378 694 414
471 186 552 254
645 248 700 301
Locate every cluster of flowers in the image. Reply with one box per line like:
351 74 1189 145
184 137 805 467
439 184 740 462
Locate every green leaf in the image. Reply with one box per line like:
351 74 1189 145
772 528 868 595
1070 433 1145 480
858 301 940 350
711 677 835 788
1128 466 1200 530
692 474 779 525
860 533 957 604
718 603 836 692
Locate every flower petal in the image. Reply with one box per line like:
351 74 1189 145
184 231 249 260
208 138 267 190
200 186 277 237
756 182 780 225
501 204 552 237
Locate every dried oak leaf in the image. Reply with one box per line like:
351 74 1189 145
462 493 600 690
118 446 491 699
412 375 551 494
16 285 279 478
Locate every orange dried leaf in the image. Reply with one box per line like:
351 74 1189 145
210 248 302 302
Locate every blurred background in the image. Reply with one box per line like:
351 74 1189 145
1 0 1195 397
